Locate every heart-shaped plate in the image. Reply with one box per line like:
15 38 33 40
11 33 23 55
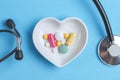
33 17 88 67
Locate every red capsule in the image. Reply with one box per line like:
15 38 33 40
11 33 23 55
48 34 56 48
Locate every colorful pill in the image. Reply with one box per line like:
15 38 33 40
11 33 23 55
55 32 64 41
56 41 62 47
45 41 50 47
48 34 56 48
65 33 76 46
52 48 58 53
58 44 68 53
61 39 66 44
64 33 69 39
43 34 48 40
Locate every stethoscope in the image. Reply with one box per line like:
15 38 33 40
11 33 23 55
0 19 23 62
93 0 120 65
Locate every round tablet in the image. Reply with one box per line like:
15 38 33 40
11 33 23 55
52 48 58 53
56 41 62 47
61 39 66 44
45 41 50 47
43 34 48 40
58 44 68 53
64 33 69 39
55 32 64 41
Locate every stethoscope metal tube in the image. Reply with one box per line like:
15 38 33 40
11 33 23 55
0 19 23 62
13 27 22 50
93 0 120 65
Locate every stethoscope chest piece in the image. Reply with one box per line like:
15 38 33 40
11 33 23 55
99 36 120 65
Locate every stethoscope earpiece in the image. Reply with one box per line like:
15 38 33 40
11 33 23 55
93 0 120 65
6 19 16 29
0 19 23 62
15 50 23 60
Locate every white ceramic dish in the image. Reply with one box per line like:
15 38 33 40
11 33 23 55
33 17 88 68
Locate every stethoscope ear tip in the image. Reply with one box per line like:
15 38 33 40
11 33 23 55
15 50 23 60
6 19 16 29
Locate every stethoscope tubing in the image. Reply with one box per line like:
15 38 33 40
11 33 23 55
93 0 114 43
0 30 21 62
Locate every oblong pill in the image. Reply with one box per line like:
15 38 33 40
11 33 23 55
65 33 76 46
48 34 56 48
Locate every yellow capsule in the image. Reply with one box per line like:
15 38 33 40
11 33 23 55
56 41 62 47
65 33 76 46
43 34 48 40
64 33 69 39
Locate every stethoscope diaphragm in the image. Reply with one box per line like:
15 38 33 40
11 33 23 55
98 36 120 65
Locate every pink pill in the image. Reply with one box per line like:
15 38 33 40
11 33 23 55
48 34 56 48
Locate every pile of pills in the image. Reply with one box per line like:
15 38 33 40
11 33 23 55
43 32 76 54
